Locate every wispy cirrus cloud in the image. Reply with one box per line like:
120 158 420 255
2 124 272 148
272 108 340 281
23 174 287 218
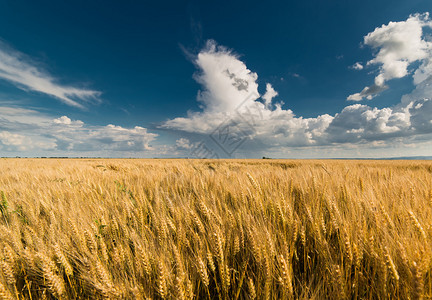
0 41 101 108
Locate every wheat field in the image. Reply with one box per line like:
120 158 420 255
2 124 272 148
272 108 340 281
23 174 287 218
0 158 431 299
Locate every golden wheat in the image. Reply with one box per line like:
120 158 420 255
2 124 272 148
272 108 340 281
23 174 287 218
0 158 431 298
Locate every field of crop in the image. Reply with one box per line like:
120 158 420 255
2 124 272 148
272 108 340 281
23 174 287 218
0 159 431 299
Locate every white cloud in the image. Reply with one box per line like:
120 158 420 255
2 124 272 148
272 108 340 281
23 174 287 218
162 39 432 155
348 13 432 101
53 116 83 127
0 41 101 108
0 106 52 126
175 138 193 150
326 103 412 142
50 120 158 152
262 83 278 107
413 58 432 85
347 84 388 101
0 106 158 155
0 131 26 147
193 40 260 113
350 62 364 70
161 41 335 148
0 130 55 151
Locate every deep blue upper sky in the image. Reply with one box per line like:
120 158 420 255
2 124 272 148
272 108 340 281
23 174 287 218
0 0 431 157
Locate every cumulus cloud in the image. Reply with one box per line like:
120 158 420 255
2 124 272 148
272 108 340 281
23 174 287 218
350 62 364 70
193 40 260 112
0 41 101 108
348 13 432 101
162 41 335 148
162 38 432 155
50 119 158 152
175 138 193 149
0 131 27 149
326 103 412 142
53 116 84 127
0 106 158 155
262 83 278 108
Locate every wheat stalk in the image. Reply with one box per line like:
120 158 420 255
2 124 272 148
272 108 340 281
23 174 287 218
157 260 168 299
54 244 73 277
408 211 427 240
39 253 65 298
197 257 209 287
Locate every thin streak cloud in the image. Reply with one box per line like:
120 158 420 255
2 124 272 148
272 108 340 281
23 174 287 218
0 41 101 108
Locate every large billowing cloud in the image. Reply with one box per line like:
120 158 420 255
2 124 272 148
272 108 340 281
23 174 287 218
0 42 101 108
162 41 335 148
161 33 432 155
348 13 432 101
193 41 260 112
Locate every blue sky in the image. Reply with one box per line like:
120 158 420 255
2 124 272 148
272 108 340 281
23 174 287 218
0 0 432 158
